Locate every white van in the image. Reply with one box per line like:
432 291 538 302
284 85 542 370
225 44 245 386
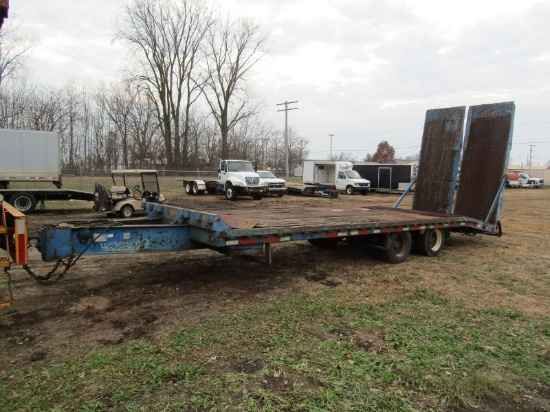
303 161 370 195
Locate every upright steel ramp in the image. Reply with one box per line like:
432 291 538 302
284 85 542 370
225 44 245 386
413 106 466 213
454 102 515 232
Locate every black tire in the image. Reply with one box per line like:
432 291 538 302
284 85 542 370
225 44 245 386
120 205 134 218
9 192 37 213
252 193 263 200
416 228 445 257
308 238 340 248
184 182 192 195
192 183 200 195
346 186 354 195
381 232 412 264
225 183 237 201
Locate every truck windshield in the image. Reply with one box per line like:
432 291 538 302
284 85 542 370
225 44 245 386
227 161 254 172
345 170 361 179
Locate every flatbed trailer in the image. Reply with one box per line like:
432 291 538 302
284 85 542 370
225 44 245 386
2 102 516 287
36 202 491 266
0 188 95 213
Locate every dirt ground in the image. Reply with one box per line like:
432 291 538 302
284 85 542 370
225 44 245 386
1 188 549 375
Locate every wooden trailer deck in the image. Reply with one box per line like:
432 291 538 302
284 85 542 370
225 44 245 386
164 204 483 236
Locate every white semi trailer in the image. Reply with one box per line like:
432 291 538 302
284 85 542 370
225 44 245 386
0 129 94 212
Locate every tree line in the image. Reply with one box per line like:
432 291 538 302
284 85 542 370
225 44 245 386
0 0 309 172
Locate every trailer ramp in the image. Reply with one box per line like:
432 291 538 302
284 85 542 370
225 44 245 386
454 102 515 230
413 106 465 214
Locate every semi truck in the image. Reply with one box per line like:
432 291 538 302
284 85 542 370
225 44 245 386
182 159 268 200
0 102 515 298
302 161 371 194
0 129 95 213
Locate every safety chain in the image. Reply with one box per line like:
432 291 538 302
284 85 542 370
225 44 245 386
10 219 122 286
22 257 76 285
1 268 14 308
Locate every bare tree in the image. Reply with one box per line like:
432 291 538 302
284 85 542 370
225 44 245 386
0 74 34 128
203 17 266 159
0 20 34 85
329 152 356 162
115 0 213 168
287 127 310 169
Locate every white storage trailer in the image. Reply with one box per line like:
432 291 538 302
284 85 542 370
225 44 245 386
0 129 94 212
0 129 62 188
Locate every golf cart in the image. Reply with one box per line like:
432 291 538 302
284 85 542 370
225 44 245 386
93 169 165 218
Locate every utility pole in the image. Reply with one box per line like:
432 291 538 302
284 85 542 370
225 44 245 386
277 100 298 178
328 134 335 159
261 137 270 168
528 144 535 173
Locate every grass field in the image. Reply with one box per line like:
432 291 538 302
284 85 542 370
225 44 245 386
0 178 549 411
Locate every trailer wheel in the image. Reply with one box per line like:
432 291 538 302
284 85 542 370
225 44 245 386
225 183 237 201
184 182 193 195
9 192 37 213
120 205 134 218
382 232 411 264
416 228 445 257
346 186 354 195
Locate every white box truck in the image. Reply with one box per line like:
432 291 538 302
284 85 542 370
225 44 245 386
0 129 94 212
303 160 370 195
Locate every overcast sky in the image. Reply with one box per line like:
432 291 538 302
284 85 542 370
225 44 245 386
9 0 550 166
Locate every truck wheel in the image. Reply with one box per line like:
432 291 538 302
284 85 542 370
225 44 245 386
192 183 200 195
381 232 411 264
9 192 37 213
252 193 263 200
346 186 354 195
184 182 193 195
416 228 445 257
225 184 237 201
120 205 134 218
